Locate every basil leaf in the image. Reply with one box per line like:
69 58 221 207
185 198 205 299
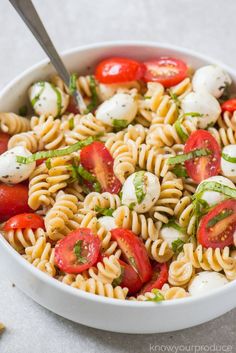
74 240 87 264
174 119 189 143
167 89 181 110
85 76 99 113
112 267 124 287
222 152 236 163
77 165 96 182
133 171 146 204
95 206 115 217
68 117 75 130
207 209 233 229
45 158 52 170
148 289 165 302
51 84 62 116
128 202 136 210
165 220 186 234
31 81 45 107
112 119 128 129
172 165 188 177
195 181 236 199
167 148 211 165
172 238 185 253
69 73 77 95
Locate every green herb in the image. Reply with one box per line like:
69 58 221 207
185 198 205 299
85 76 99 113
174 119 189 143
207 209 233 229
112 119 128 130
167 148 211 165
165 220 186 234
112 267 124 287
172 238 185 253
222 152 236 163
172 165 188 177
93 182 102 193
68 117 75 130
182 112 203 118
31 81 45 107
95 206 115 217
18 105 28 117
51 84 62 116
45 158 52 170
77 165 96 182
69 73 77 95
144 95 151 100
16 136 95 164
74 240 87 264
133 171 146 204
148 289 165 302
194 181 236 199
167 89 181 109
128 202 136 210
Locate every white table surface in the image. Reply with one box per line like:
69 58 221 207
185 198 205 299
0 0 235 352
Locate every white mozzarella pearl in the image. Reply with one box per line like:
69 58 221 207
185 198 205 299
188 271 228 297
29 82 69 117
0 146 36 184
121 171 160 213
95 93 137 127
160 226 187 247
221 145 236 182
98 216 116 231
181 91 221 129
192 65 232 98
196 176 236 207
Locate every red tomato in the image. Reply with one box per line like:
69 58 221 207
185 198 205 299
66 96 80 114
4 213 45 231
0 132 10 154
184 130 221 183
95 57 145 84
80 141 122 194
197 199 236 249
221 99 236 113
143 57 188 87
140 263 168 294
118 259 143 294
55 228 101 274
0 183 31 222
111 228 152 283
36 159 46 166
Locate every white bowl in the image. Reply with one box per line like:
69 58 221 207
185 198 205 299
0 41 236 334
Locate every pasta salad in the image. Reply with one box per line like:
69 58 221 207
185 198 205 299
0 56 236 302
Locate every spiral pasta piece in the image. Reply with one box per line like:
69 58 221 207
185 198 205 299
169 77 192 100
45 191 79 240
24 237 56 277
0 113 30 135
96 225 119 256
60 274 128 299
174 196 196 235
89 255 122 284
145 238 174 263
168 259 194 286
3 228 46 252
217 111 236 131
113 205 161 240
46 155 74 193
64 182 85 202
84 192 121 211
162 285 189 300
208 126 236 146
113 139 138 183
8 130 43 152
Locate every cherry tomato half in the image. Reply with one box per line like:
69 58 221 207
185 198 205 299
0 132 10 155
140 263 168 294
95 57 145 84
118 259 143 294
80 141 122 194
4 213 45 231
55 228 101 274
111 228 152 283
143 57 188 87
221 98 236 113
197 199 236 249
0 183 32 222
184 130 221 183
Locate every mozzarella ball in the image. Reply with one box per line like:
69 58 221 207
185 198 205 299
95 93 138 127
221 145 236 182
0 146 36 184
181 91 221 129
29 81 69 117
160 226 187 247
98 82 138 101
121 171 160 213
188 271 228 297
192 65 232 98
196 175 235 207
98 216 116 231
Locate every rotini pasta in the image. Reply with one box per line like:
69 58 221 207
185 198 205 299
0 112 30 134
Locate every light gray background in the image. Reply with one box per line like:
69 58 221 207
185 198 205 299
0 0 235 352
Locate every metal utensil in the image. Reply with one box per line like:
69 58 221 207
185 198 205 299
9 0 87 113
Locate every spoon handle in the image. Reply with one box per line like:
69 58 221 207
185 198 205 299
9 0 87 112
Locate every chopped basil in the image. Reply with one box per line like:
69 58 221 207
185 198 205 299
174 119 189 143
18 105 28 117
167 89 181 109
222 152 236 163
74 240 87 264
148 289 165 302
95 206 115 217
207 209 233 229
128 202 136 210
68 117 75 130
31 81 45 107
45 158 52 170
165 220 186 234
182 112 203 118
172 165 188 177
167 148 211 165
112 267 124 287
85 76 99 113
51 84 62 116
112 119 128 129
172 238 185 253
69 73 77 95
144 95 151 100
195 181 236 199
77 165 96 182
133 171 146 204
16 136 95 164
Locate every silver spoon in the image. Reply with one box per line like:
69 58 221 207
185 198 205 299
9 0 87 113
